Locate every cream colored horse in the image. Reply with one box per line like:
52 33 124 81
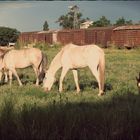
0 48 47 86
43 43 105 96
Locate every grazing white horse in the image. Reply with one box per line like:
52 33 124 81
0 48 47 86
43 43 105 96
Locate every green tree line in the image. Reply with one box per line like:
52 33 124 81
57 14 137 29
54 5 139 29
0 27 20 46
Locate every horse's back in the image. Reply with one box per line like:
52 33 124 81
24 48 42 61
4 48 41 59
61 44 104 68
63 43 104 54
3 48 42 68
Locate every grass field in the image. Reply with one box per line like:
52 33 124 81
0 45 140 140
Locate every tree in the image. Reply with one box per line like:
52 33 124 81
114 17 126 26
90 16 111 27
0 27 20 46
57 14 73 29
43 21 49 31
57 6 88 29
125 20 133 25
114 17 133 26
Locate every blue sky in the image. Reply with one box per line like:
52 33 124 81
0 1 140 32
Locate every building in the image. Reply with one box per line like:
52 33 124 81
80 21 93 29
19 25 140 48
112 25 140 48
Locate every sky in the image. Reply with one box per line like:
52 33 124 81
0 1 140 32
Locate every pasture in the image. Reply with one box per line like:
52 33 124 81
0 44 140 140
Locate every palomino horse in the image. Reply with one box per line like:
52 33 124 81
43 43 105 96
0 47 47 86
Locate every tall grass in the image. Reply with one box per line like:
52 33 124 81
0 46 140 140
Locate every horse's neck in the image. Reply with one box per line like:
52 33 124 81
49 50 63 76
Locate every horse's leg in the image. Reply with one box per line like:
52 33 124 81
32 66 39 86
72 69 80 93
8 70 12 86
4 71 8 83
10 69 22 86
89 65 103 96
0 71 3 82
59 67 69 92
0 71 8 83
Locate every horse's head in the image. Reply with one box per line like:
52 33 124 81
136 72 140 88
43 70 56 92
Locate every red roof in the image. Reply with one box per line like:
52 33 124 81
113 25 140 30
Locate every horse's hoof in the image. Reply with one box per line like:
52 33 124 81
98 92 104 96
59 89 63 93
76 89 80 93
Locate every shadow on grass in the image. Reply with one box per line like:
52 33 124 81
0 92 140 140
79 81 113 92
0 74 31 86
52 80 113 93
0 73 44 86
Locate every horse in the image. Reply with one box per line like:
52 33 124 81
0 47 47 86
43 43 105 96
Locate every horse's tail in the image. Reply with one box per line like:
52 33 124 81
38 52 48 82
99 50 105 93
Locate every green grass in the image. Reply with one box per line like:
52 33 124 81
0 46 140 140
